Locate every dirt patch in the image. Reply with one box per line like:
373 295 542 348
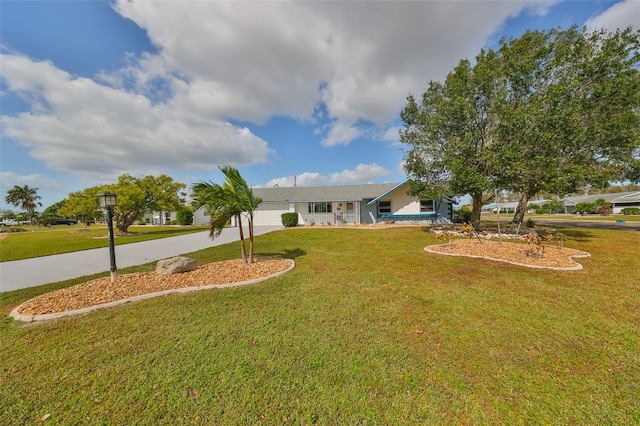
425 238 590 270
15 258 293 316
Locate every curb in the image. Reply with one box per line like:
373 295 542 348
10 259 295 323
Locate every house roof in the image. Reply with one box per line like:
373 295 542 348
366 181 408 205
563 191 640 205
251 182 400 203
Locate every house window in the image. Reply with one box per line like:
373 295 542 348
308 203 332 213
378 200 391 214
346 202 354 214
420 200 434 213
165 211 171 221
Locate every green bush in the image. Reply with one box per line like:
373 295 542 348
621 207 640 215
526 218 536 228
575 202 595 215
453 206 472 223
176 208 194 226
281 212 299 227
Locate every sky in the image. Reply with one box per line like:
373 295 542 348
1 0 638 211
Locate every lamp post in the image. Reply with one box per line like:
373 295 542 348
98 192 118 283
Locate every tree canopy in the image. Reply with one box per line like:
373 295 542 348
4 185 42 224
57 174 186 234
401 25 640 224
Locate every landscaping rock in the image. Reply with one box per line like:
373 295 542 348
156 256 197 275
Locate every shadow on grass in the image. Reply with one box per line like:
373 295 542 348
555 228 594 242
256 248 306 260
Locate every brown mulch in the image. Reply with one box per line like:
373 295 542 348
425 238 590 270
17 258 293 316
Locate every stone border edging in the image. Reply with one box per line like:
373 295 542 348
10 259 295 323
423 245 590 271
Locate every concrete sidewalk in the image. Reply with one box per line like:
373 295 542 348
0 225 282 293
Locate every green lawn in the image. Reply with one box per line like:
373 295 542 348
1 227 639 424
0 225 209 262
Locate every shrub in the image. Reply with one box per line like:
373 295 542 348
575 202 594 215
597 206 613 216
281 212 299 227
621 207 640 215
458 223 475 238
452 206 472 223
176 208 194 226
525 218 536 228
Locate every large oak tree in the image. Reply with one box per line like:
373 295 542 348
401 26 640 224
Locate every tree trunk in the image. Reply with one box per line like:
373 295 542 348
512 193 530 224
237 214 248 264
470 192 483 230
248 214 255 264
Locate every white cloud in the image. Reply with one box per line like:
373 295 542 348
259 163 391 188
260 172 328 188
379 127 402 143
321 121 363 147
0 172 59 192
0 53 271 180
113 0 551 145
2 0 566 184
585 0 639 31
329 163 391 184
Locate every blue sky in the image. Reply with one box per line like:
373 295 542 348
1 0 638 211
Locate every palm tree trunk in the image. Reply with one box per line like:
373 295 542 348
237 214 248 264
248 214 255 264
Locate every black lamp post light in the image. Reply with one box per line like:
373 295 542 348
98 192 118 283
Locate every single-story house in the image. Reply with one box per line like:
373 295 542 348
141 210 178 225
193 181 454 227
481 199 550 214
562 191 640 214
481 191 640 215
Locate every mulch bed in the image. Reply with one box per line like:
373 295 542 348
16 258 293 316
425 238 590 270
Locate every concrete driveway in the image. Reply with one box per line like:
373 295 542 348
0 225 282 293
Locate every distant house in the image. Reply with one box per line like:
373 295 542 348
193 181 454 227
141 210 177 225
562 191 640 214
480 191 640 215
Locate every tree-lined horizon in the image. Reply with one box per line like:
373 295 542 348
401 25 640 224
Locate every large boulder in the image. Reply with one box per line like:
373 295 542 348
156 256 197 275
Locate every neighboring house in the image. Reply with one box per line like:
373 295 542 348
481 199 550 214
141 210 178 225
193 181 454 227
562 191 640 214
481 191 640 215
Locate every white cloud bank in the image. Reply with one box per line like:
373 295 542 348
1 53 270 180
3 0 582 181
586 0 639 31
259 163 391 188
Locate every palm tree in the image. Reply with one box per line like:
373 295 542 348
4 185 42 225
192 166 262 264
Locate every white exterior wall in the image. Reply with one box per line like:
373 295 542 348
192 207 210 226
251 202 290 226
384 183 421 215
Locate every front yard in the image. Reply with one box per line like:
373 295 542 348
1 226 638 424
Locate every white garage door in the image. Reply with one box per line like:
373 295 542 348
252 202 290 226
